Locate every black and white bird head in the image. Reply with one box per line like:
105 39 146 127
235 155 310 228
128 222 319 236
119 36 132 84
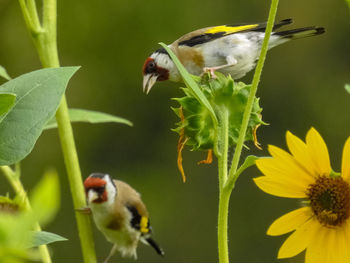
142 48 178 94
84 173 117 205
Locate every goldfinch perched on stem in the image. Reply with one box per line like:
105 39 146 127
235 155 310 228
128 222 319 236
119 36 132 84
142 18 325 94
83 173 164 262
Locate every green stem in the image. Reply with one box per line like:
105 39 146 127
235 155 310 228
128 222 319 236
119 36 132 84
1 166 26 204
17 0 97 262
217 109 230 263
56 96 97 263
0 165 52 263
217 109 229 189
26 0 42 31
225 159 248 192
228 0 280 181
217 187 231 263
18 0 37 33
41 0 59 67
216 1 280 262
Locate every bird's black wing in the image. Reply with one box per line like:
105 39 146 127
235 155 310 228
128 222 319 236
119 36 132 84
126 205 151 234
178 18 293 47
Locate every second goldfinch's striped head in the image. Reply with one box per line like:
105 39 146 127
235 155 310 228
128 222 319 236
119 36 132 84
84 173 117 205
142 48 178 94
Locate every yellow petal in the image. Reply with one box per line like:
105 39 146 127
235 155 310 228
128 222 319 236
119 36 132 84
267 145 314 181
305 223 350 263
267 144 291 160
267 207 313 236
305 226 328 263
324 227 340 263
334 220 350 263
305 128 331 176
343 221 350 261
253 176 307 198
256 157 314 189
342 137 350 182
344 219 350 247
278 217 321 259
332 226 350 263
286 131 317 176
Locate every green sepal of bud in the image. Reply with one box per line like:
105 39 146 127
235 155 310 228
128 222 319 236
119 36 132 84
172 72 265 151
0 196 20 213
330 169 341 178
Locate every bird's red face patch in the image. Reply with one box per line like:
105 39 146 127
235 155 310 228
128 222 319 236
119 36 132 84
84 177 108 203
142 57 169 81
84 177 105 189
142 58 155 75
155 67 169 81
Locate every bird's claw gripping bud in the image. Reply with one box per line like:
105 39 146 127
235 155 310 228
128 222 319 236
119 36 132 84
75 207 92 215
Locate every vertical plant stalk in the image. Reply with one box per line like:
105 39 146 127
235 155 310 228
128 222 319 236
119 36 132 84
228 0 279 180
0 165 52 263
17 0 97 262
217 109 229 188
217 109 230 263
216 0 280 262
217 188 231 263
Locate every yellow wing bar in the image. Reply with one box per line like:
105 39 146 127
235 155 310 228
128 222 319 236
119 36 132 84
140 216 150 233
205 24 259 35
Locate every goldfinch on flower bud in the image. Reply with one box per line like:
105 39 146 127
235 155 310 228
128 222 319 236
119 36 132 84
142 18 325 94
83 173 164 262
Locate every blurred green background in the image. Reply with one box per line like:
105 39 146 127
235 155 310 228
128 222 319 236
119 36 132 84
0 0 350 262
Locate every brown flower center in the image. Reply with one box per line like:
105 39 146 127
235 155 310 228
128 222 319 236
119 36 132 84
307 176 350 227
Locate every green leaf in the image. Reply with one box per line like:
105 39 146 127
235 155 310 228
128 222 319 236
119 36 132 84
44 108 133 130
29 170 60 226
0 65 11 80
0 67 79 165
29 231 67 248
235 155 259 177
159 43 218 125
345 84 350 94
241 155 259 170
0 93 16 116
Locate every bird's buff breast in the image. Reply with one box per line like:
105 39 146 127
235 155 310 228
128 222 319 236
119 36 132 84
177 46 205 76
91 204 140 247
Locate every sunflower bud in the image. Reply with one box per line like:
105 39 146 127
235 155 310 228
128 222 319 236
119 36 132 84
0 196 19 214
173 73 264 151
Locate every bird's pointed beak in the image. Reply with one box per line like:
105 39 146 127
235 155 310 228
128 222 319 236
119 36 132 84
87 190 98 203
143 74 158 94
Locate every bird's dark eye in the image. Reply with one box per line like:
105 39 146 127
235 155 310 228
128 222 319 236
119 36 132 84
147 61 156 72
95 186 105 195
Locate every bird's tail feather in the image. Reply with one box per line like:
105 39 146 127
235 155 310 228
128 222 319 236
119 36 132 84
144 237 165 256
275 27 325 40
272 18 293 30
251 18 293 32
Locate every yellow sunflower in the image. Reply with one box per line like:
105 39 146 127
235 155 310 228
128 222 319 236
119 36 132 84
254 127 350 263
